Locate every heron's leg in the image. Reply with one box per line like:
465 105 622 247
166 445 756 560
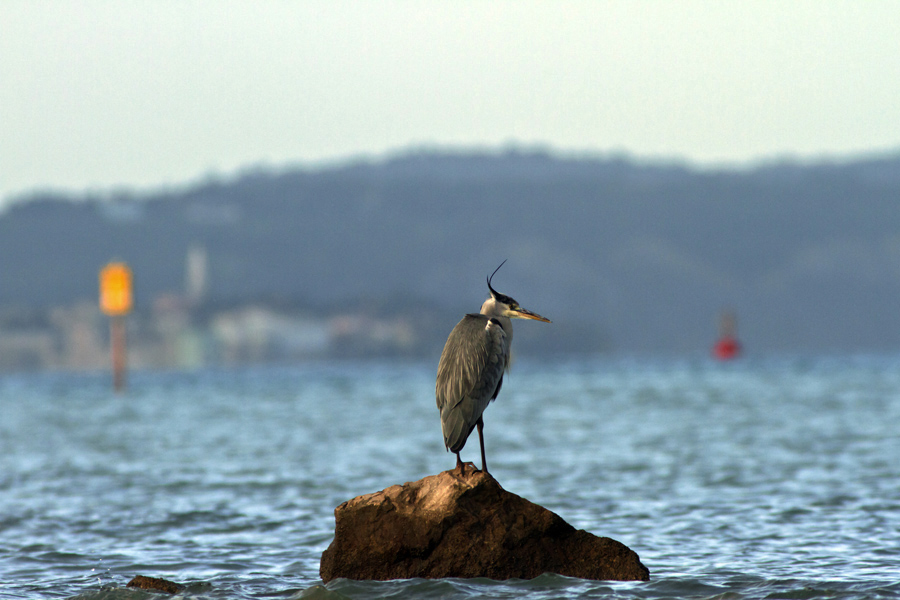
455 452 465 476
476 417 488 474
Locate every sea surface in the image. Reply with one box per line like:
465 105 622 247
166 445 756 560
1 355 899 599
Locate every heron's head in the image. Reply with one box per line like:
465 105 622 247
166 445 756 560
481 261 551 323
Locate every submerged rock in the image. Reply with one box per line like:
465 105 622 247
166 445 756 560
320 469 649 582
126 575 184 594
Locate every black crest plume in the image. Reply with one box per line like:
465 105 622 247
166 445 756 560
486 260 507 296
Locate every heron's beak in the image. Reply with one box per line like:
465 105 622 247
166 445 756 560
510 308 551 323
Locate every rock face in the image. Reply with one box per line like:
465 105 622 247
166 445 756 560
319 469 649 582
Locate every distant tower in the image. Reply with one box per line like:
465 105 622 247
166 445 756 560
713 309 741 360
185 244 208 306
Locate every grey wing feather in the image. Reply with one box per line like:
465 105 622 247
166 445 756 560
436 314 508 453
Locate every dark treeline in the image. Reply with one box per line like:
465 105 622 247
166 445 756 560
2 149 900 355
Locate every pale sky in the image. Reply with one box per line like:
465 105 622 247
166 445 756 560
2 1 899 204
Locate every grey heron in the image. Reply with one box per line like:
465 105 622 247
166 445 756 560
435 261 551 475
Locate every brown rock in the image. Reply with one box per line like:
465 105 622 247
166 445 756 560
126 575 184 594
319 468 649 582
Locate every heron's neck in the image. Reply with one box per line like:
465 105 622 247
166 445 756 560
479 297 513 341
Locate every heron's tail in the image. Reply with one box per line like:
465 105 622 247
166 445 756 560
440 400 478 453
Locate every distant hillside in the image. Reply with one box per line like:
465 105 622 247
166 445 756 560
3 149 900 355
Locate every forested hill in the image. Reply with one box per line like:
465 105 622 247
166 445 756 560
3 149 900 355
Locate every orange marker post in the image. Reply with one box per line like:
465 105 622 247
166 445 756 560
100 262 133 392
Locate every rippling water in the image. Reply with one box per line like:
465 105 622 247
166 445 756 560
2 355 899 599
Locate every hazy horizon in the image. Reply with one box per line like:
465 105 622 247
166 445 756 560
4 142 899 209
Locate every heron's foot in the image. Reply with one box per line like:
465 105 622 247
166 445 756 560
455 462 480 477
452 456 480 477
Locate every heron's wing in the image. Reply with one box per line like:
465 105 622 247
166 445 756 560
435 314 508 452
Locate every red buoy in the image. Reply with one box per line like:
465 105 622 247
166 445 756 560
713 336 741 360
712 310 741 360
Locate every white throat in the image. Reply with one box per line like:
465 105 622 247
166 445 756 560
480 296 513 342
